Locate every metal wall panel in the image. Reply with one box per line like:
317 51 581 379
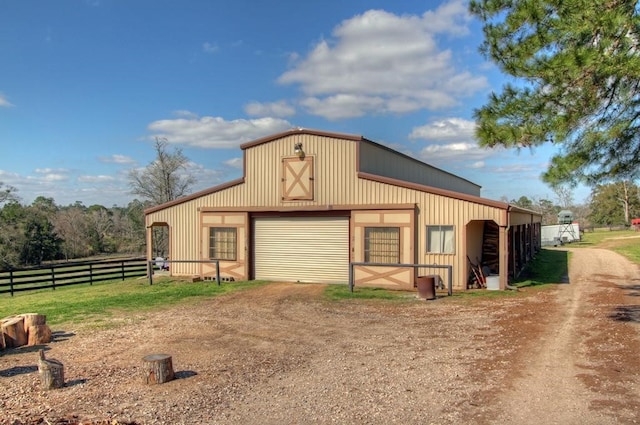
253 217 349 283
352 178 506 289
145 131 540 290
359 141 481 196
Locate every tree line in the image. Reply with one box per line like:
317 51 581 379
506 181 640 229
0 193 147 269
0 138 193 270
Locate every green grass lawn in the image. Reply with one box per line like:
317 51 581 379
512 248 569 288
0 277 267 327
3 229 637 328
572 229 640 264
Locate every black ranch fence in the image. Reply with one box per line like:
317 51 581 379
0 257 148 296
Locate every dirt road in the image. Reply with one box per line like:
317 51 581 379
1 247 639 424
490 248 640 424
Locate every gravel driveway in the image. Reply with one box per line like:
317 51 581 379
1 247 639 424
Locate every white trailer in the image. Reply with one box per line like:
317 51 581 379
541 223 580 246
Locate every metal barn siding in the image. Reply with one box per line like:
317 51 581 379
352 176 507 290
253 216 350 283
242 134 357 207
145 129 541 290
200 212 248 280
351 209 415 288
358 141 481 196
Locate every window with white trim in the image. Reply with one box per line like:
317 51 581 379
209 227 237 260
427 225 455 254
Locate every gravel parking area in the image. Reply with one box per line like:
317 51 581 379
1 247 639 424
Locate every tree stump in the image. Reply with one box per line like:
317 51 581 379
28 324 52 346
142 354 175 384
2 317 27 348
38 350 65 389
21 313 47 332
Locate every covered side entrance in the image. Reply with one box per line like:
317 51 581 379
252 216 350 283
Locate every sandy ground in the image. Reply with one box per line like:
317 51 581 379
1 247 639 424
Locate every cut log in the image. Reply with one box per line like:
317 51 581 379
21 313 47 329
38 350 65 389
0 331 5 350
28 324 52 346
142 354 175 384
0 315 17 327
2 317 27 348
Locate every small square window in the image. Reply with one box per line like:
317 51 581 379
365 227 400 263
427 225 455 254
209 227 237 260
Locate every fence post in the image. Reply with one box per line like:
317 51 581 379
9 269 14 297
215 260 221 286
51 266 56 291
121 261 125 281
89 264 93 285
148 261 153 286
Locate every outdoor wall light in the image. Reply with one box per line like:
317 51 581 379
294 142 305 158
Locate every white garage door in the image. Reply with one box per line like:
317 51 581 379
253 216 350 283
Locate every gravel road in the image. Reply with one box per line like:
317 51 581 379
1 246 639 424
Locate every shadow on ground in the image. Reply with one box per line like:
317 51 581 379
609 305 640 323
513 249 570 287
0 364 38 377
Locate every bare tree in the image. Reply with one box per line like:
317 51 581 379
128 138 195 206
54 207 89 259
553 185 574 210
0 182 18 205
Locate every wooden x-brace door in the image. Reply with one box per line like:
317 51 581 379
281 156 314 201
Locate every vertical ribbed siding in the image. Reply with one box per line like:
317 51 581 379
359 141 481 196
242 134 357 207
145 132 519 289
351 178 504 289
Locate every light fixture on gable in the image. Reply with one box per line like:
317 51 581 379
293 142 305 158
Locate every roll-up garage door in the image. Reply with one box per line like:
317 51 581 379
253 216 349 283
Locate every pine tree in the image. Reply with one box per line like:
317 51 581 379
470 0 640 186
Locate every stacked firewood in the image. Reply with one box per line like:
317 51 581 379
0 313 52 350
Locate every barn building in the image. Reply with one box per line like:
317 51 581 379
144 128 541 291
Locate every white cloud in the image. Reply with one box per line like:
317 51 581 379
300 95 384 120
78 175 116 183
410 117 497 165
202 42 219 53
421 0 472 35
0 93 14 107
420 141 487 161
409 117 476 142
0 170 21 185
148 113 292 148
25 170 68 183
32 168 69 182
223 157 243 169
185 162 228 189
492 163 538 174
34 168 69 174
244 100 296 117
278 1 486 119
99 154 136 165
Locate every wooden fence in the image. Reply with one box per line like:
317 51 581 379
0 258 148 296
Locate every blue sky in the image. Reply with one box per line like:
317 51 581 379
0 0 590 207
